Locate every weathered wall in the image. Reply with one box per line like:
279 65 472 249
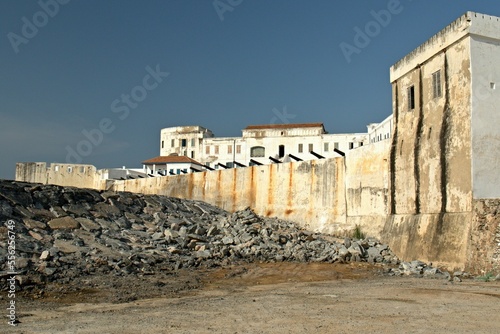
15 162 105 190
383 213 472 270
384 31 473 270
470 36 500 199
345 140 389 238
466 199 500 274
15 162 48 184
389 38 472 216
111 158 349 235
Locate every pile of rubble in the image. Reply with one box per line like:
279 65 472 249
0 180 466 290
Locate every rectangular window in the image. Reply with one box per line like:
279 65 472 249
349 142 354 150
161 140 164 149
334 142 339 150
408 85 415 111
226 162 234 168
324 142 329 152
228 145 232 154
191 138 195 147
183 151 187 156
278 145 285 158
79 166 85 173
181 139 187 147
205 162 210 168
206 146 210 154
176 169 181 175
308 144 313 152
215 145 219 154
191 151 194 158
236 145 241 154
298 143 303 153
171 139 175 147
432 70 442 98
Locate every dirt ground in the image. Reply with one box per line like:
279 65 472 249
4 262 500 333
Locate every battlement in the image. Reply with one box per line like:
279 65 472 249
390 11 500 82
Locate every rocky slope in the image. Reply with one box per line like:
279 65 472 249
1 180 457 292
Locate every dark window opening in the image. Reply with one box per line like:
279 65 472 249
181 139 187 147
278 145 285 158
408 85 415 111
432 70 442 99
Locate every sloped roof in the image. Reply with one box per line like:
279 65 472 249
142 156 202 165
244 122 324 130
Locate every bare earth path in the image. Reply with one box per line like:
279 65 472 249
5 262 500 333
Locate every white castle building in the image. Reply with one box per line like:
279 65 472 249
142 116 393 174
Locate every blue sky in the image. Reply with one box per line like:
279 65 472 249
1 0 500 180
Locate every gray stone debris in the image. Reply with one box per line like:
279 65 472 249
387 261 473 282
0 180 471 290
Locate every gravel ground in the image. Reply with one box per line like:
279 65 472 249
4 262 500 334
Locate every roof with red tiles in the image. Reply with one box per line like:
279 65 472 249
244 122 324 130
142 155 202 165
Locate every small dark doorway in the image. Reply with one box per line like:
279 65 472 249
278 145 285 158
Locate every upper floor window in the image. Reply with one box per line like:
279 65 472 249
324 142 329 152
206 146 210 154
236 145 241 154
298 143 303 153
171 139 175 147
181 139 187 147
215 145 219 154
250 146 265 157
228 145 232 154
191 138 195 147
308 143 313 152
408 85 415 111
432 70 442 99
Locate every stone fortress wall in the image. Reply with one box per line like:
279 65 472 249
15 12 500 273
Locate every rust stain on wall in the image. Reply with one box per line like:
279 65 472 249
266 165 274 216
286 165 294 216
188 173 194 199
232 168 237 212
249 167 256 208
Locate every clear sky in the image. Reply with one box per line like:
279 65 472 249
1 0 500 180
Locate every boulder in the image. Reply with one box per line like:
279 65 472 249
48 216 80 230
